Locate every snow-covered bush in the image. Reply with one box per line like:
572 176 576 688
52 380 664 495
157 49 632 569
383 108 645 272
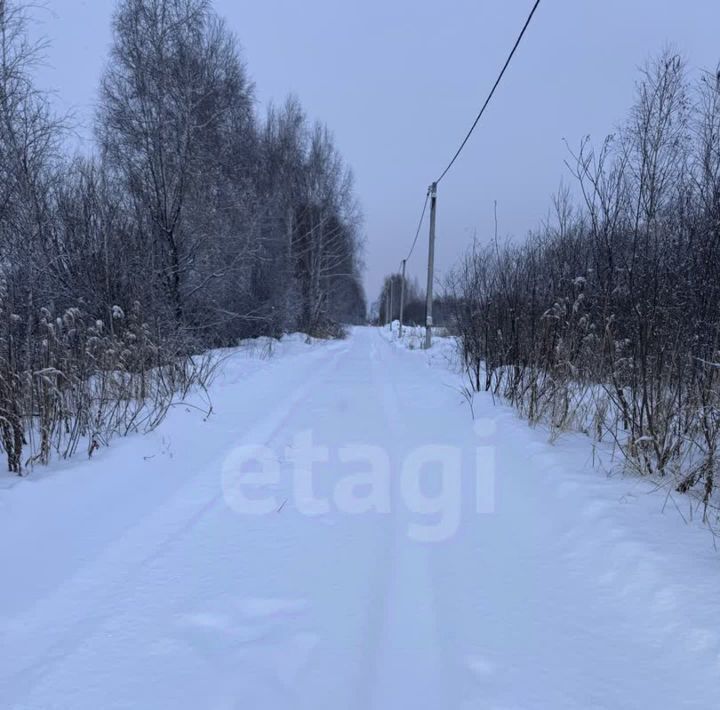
0 299 216 472
447 52 720 519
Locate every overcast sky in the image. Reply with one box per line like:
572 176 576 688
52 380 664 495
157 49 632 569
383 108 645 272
31 0 720 306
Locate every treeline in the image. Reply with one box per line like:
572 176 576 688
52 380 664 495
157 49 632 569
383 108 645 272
0 0 364 473
374 273 454 327
375 274 423 325
448 52 720 515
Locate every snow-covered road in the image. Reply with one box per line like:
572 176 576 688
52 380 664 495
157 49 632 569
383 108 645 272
1 327 719 709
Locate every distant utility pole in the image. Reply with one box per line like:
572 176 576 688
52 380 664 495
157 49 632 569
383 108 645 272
399 259 406 338
424 182 438 349
389 277 394 329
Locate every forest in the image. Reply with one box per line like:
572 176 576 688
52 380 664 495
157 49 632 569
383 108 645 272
0 0 365 473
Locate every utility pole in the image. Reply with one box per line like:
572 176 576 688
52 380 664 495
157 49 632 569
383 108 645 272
399 259 406 338
389 276 394 331
424 182 438 349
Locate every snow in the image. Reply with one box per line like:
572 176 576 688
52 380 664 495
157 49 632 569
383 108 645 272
1 326 719 709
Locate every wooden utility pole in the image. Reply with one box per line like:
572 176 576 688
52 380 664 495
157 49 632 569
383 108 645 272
424 182 438 349
399 259 406 338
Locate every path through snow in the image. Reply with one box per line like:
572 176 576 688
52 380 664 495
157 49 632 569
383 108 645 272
1 327 719 709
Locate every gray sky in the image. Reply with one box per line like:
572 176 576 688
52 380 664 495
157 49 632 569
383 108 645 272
32 1 720 306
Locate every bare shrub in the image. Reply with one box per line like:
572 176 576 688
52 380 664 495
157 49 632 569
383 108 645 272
448 52 720 515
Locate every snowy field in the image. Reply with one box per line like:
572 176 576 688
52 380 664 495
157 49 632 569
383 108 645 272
1 326 719 709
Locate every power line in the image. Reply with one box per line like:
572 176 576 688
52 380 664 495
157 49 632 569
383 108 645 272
391 0 542 344
403 188 430 263
435 0 541 185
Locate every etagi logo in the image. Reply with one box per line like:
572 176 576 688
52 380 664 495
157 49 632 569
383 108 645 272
221 420 496 543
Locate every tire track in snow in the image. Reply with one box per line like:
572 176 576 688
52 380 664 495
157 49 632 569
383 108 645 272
364 330 446 710
0 341 349 707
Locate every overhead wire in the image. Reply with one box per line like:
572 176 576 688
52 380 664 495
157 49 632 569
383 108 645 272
434 0 541 185
403 188 430 264
394 0 542 307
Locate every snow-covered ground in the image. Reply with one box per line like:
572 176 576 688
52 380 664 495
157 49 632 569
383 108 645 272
1 326 719 709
